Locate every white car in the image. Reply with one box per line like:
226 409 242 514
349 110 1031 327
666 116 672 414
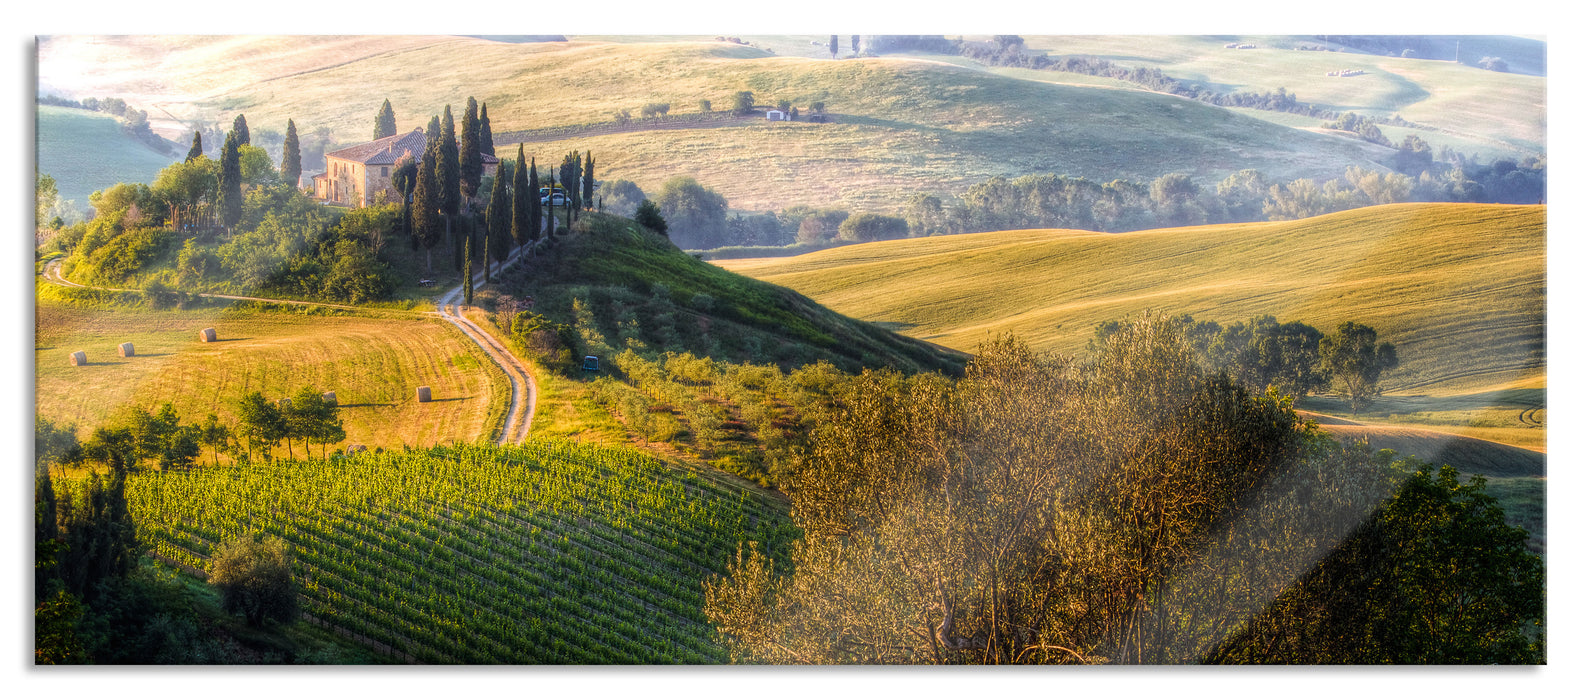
542 192 569 206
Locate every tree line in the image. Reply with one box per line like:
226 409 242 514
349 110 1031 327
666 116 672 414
702 316 1542 664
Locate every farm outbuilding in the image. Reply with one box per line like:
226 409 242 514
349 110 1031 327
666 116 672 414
765 110 786 121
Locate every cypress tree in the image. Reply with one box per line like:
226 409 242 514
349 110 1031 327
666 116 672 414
487 161 513 275
232 114 250 146
582 152 595 210
479 102 495 156
281 120 302 190
460 97 482 201
511 145 531 252
217 130 243 229
412 145 441 275
185 131 203 162
375 99 397 140
439 106 461 219
527 157 542 242
463 237 474 307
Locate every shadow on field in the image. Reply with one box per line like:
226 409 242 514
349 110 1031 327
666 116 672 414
423 397 471 403
337 403 394 409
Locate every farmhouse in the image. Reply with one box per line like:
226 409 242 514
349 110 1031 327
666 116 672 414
312 129 499 207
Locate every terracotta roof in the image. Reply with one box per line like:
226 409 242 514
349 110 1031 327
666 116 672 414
326 130 427 166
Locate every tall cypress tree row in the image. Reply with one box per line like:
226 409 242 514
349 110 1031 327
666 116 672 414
460 97 482 201
232 114 250 146
375 99 397 140
479 103 495 156
511 145 531 252
281 119 302 190
185 131 203 162
217 130 243 229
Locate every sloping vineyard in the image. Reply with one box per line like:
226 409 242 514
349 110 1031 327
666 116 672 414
126 440 796 664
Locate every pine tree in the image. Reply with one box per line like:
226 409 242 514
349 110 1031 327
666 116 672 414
460 97 482 201
479 102 495 156
217 130 243 229
281 120 302 190
232 114 250 146
375 99 397 140
511 146 532 252
185 131 203 162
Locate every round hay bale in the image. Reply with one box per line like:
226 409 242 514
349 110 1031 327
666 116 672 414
416 386 432 403
117 342 135 357
199 328 217 342
322 392 337 406
277 398 292 410
346 444 366 455
69 351 87 366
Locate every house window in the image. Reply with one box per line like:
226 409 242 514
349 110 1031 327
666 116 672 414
382 167 389 177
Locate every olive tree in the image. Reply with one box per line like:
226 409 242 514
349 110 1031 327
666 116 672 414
1319 321 1398 414
208 534 298 627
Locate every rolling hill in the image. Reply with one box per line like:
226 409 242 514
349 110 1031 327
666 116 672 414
35 105 179 212
717 203 1545 396
38 35 1506 215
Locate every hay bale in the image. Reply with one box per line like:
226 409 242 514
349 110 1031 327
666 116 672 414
322 392 337 406
277 398 292 410
69 351 87 366
118 342 135 357
416 386 432 403
346 444 366 455
199 328 217 342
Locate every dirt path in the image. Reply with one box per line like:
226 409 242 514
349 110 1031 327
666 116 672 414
1299 410 1545 477
41 255 539 444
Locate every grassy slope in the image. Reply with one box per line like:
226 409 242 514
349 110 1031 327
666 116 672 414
35 299 509 451
36 105 179 211
718 203 1545 396
497 213 965 375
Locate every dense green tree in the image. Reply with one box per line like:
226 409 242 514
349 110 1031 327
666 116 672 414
198 413 232 466
654 176 728 249
460 97 483 201
375 99 397 140
208 534 298 627
235 391 285 462
237 144 278 186
836 212 908 242
1320 321 1398 414
185 131 203 162
634 199 668 237
599 179 646 217
283 387 343 459
281 119 302 190
582 152 595 210
231 114 250 146
216 131 243 229
733 91 755 115
479 102 495 156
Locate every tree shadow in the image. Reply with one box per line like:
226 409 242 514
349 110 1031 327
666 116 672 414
337 403 395 409
422 397 472 404
872 321 918 332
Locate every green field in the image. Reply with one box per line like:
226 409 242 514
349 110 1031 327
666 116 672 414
718 203 1545 395
35 105 179 213
128 440 795 663
35 299 509 451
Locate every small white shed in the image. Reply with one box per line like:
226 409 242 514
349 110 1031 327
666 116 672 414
765 110 786 121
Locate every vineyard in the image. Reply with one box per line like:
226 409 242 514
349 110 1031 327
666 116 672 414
126 440 797 664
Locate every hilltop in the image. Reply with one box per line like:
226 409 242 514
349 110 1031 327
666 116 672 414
718 203 1544 395
36 105 179 211
491 213 966 375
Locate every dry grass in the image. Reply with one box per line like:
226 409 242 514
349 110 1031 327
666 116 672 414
35 301 509 452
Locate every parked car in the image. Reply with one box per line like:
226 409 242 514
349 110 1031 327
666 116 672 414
542 192 569 206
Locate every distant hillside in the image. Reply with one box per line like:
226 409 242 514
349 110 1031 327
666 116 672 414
718 203 1544 395
36 105 179 215
495 213 966 375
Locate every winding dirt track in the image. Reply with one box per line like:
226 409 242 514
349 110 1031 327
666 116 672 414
41 256 537 445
